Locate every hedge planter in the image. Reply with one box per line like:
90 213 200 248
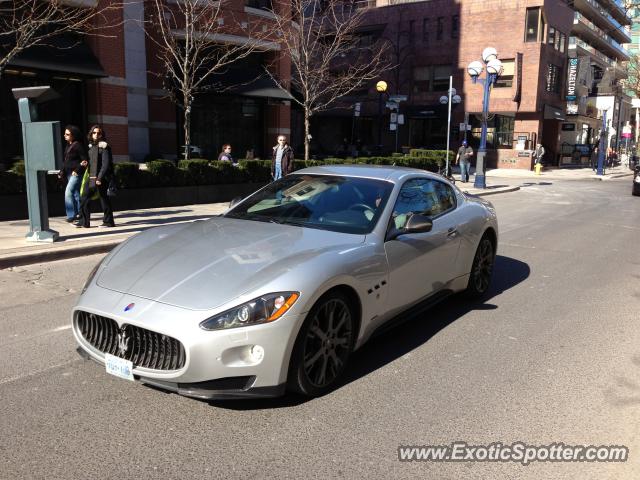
0 182 266 222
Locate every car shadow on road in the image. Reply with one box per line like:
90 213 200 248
213 254 530 411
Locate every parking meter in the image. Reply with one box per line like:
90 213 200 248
12 86 62 242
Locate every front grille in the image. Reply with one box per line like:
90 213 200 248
75 310 186 371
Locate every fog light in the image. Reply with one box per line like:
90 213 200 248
249 345 264 363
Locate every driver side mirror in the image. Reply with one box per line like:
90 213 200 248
386 213 433 241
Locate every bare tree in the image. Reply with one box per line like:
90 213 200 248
0 0 117 78
146 0 272 159
267 0 391 160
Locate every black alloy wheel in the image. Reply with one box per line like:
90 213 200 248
466 235 495 298
289 292 355 397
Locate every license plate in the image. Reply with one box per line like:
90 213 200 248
105 353 134 381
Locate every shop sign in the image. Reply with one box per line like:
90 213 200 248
566 58 578 101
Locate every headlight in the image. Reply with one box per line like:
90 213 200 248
81 258 105 294
199 292 300 331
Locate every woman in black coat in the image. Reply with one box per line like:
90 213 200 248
59 125 88 222
75 125 116 228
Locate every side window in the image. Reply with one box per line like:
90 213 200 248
391 178 455 230
433 181 456 213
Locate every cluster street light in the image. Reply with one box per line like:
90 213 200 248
439 75 461 177
467 47 503 189
376 80 388 152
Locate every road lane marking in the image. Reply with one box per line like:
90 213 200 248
0 358 79 386
1 324 73 347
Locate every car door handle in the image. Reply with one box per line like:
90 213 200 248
447 228 458 238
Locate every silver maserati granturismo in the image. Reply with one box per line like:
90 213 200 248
72 165 498 399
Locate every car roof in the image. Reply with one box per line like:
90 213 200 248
293 164 440 183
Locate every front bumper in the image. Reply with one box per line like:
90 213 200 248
72 287 304 398
76 348 286 399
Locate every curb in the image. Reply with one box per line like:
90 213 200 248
0 239 124 269
464 186 521 196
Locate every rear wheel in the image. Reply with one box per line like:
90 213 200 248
465 235 495 299
288 292 355 397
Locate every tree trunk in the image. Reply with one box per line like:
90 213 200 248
183 103 191 160
304 109 310 161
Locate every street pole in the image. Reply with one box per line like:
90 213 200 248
377 92 383 151
474 72 493 189
445 76 453 176
597 109 606 176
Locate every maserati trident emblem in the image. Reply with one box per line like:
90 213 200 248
117 326 130 356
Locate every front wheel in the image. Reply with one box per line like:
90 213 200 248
288 292 355 397
465 235 495 299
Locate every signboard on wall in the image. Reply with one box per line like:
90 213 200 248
566 102 578 115
562 123 576 131
566 58 578 101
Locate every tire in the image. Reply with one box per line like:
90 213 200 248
465 234 495 299
288 292 355 397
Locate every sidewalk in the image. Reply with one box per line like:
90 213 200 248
0 183 518 269
485 164 634 181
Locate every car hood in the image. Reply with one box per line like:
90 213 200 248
96 217 365 310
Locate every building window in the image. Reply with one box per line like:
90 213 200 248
422 18 429 43
432 64 452 91
525 8 540 42
546 63 562 93
559 33 566 53
495 115 515 149
548 26 556 46
494 59 515 88
436 17 443 40
409 20 415 43
412 65 452 92
413 66 431 93
451 15 459 38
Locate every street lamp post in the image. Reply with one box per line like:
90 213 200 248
376 80 388 153
467 48 503 189
439 75 462 177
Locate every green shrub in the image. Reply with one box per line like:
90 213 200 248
178 159 215 185
113 162 140 188
211 161 245 184
9 160 25 176
0 171 25 194
239 160 271 182
146 160 177 187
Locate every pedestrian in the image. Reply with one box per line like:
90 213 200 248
271 135 294 181
533 143 545 165
58 125 87 222
455 140 473 183
75 125 115 228
218 144 236 164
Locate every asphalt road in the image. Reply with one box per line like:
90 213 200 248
1 177 639 479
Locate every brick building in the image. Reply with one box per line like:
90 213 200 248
314 0 630 169
0 0 293 167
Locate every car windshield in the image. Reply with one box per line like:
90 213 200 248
225 174 394 234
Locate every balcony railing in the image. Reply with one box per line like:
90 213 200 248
578 0 631 36
574 12 630 59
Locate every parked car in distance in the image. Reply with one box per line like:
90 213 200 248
633 164 640 196
72 165 498 400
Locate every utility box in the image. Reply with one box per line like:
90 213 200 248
24 122 62 171
12 86 62 243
